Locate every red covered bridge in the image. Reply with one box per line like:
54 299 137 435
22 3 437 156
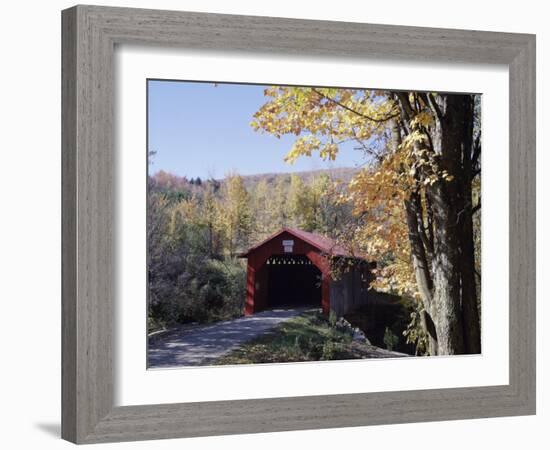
239 228 373 317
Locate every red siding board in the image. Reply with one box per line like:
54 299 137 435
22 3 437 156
243 230 333 315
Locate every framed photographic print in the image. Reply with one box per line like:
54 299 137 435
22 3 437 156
62 4 536 444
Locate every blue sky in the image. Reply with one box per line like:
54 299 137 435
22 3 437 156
147 80 364 179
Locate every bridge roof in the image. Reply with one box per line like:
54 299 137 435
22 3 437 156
239 227 368 260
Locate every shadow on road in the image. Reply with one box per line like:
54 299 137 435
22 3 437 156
148 307 313 368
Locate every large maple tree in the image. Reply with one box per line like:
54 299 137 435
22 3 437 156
252 87 481 355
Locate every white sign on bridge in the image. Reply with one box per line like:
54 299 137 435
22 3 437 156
282 239 294 253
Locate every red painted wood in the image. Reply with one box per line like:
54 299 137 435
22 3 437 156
244 264 255 315
242 230 332 315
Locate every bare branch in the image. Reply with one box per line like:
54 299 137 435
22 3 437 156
311 88 399 123
395 92 414 121
426 93 444 122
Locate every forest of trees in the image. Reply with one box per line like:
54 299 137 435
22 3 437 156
147 167 357 330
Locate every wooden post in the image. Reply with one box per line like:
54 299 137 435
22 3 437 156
244 263 255 315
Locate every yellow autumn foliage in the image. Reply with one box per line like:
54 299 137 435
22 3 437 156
252 87 453 300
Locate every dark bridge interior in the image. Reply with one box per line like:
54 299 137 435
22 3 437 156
266 255 321 308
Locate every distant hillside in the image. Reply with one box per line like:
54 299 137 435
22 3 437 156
237 167 359 190
149 167 359 196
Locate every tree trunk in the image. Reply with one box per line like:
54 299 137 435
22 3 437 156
404 194 438 355
428 181 465 354
394 94 480 355
457 95 481 354
458 197 481 354
426 94 477 355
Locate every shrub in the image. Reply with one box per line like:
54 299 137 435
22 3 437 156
321 341 338 360
383 326 399 351
148 255 246 328
328 310 338 328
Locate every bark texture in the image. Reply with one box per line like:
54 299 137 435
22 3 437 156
395 93 481 356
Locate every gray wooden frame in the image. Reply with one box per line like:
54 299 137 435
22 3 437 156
62 4 536 444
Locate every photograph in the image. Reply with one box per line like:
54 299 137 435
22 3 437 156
146 80 482 368
2 0 542 446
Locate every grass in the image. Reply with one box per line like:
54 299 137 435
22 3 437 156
215 309 362 365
